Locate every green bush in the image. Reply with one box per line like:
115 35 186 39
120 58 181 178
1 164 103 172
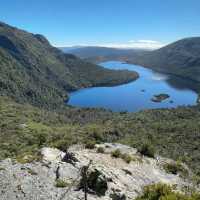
53 140 72 152
135 183 200 200
81 169 108 196
16 152 42 164
138 143 155 158
193 175 200 185
121 153 132 163
97 147 105 153
55 179 69 188
111 149 121 158
163 161 188 177
85 140 96 149
111 150 132 163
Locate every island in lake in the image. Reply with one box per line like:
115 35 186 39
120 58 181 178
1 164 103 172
151 93 170 103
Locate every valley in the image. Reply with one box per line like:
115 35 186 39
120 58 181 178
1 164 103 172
64 38 200 96
0 22 200 177
0 20 200 200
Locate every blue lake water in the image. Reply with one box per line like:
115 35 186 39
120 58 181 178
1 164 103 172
68 61 198 112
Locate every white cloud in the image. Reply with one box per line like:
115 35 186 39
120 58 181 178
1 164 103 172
56 39 166 50
96 40 165 50
137 40 160 44
128 40 136 43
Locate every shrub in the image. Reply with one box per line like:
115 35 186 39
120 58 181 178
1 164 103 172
55 179 69 188
135 183 200 200
193 175 200 185
80 169 108 196
85 140 96 149
121 153 132 163
97 147 105 153
111 149 121 158
111 150 132 163
53 140 72 152
92 131 104 143
138 143 155 158
163 161 188 177
16 152 42 164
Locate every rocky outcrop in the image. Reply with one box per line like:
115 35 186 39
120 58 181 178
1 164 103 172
151 93 170 103
0 143 191 200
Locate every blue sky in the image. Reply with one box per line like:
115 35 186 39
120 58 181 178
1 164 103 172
0 0 199 48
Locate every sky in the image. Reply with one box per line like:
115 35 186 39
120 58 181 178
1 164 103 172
0 0 199 49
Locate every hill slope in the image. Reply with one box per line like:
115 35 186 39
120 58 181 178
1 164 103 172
129 37 200 82
1 96 200 175
0 22 138 108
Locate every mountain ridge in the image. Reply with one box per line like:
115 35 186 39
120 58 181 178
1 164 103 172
60 46 147 63
63 37 200 87
64 37 200 93
0 21 138 109
128 37 200 83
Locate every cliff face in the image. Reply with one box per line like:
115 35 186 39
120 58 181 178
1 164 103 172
0 143 191 200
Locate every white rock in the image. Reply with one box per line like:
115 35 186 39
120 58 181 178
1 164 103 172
0 144 193 200
41 147 66 163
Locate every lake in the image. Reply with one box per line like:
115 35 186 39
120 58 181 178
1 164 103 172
68 61 198 112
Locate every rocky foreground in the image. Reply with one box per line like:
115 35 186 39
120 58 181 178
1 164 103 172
0 143 193 200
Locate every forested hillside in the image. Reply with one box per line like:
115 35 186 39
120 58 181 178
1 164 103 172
0 22 138 109
129 37 200 83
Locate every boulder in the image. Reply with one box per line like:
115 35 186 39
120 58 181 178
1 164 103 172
41 147 66 163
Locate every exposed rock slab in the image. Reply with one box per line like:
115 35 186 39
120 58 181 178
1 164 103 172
0 143 190 200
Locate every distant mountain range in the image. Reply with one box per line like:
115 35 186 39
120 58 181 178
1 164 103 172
60 46 147 63
0 22 138 109
59 46 84 52
62 38 200 85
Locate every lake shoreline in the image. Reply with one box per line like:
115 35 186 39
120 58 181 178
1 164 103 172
68 61 198 112
126 60 200 94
